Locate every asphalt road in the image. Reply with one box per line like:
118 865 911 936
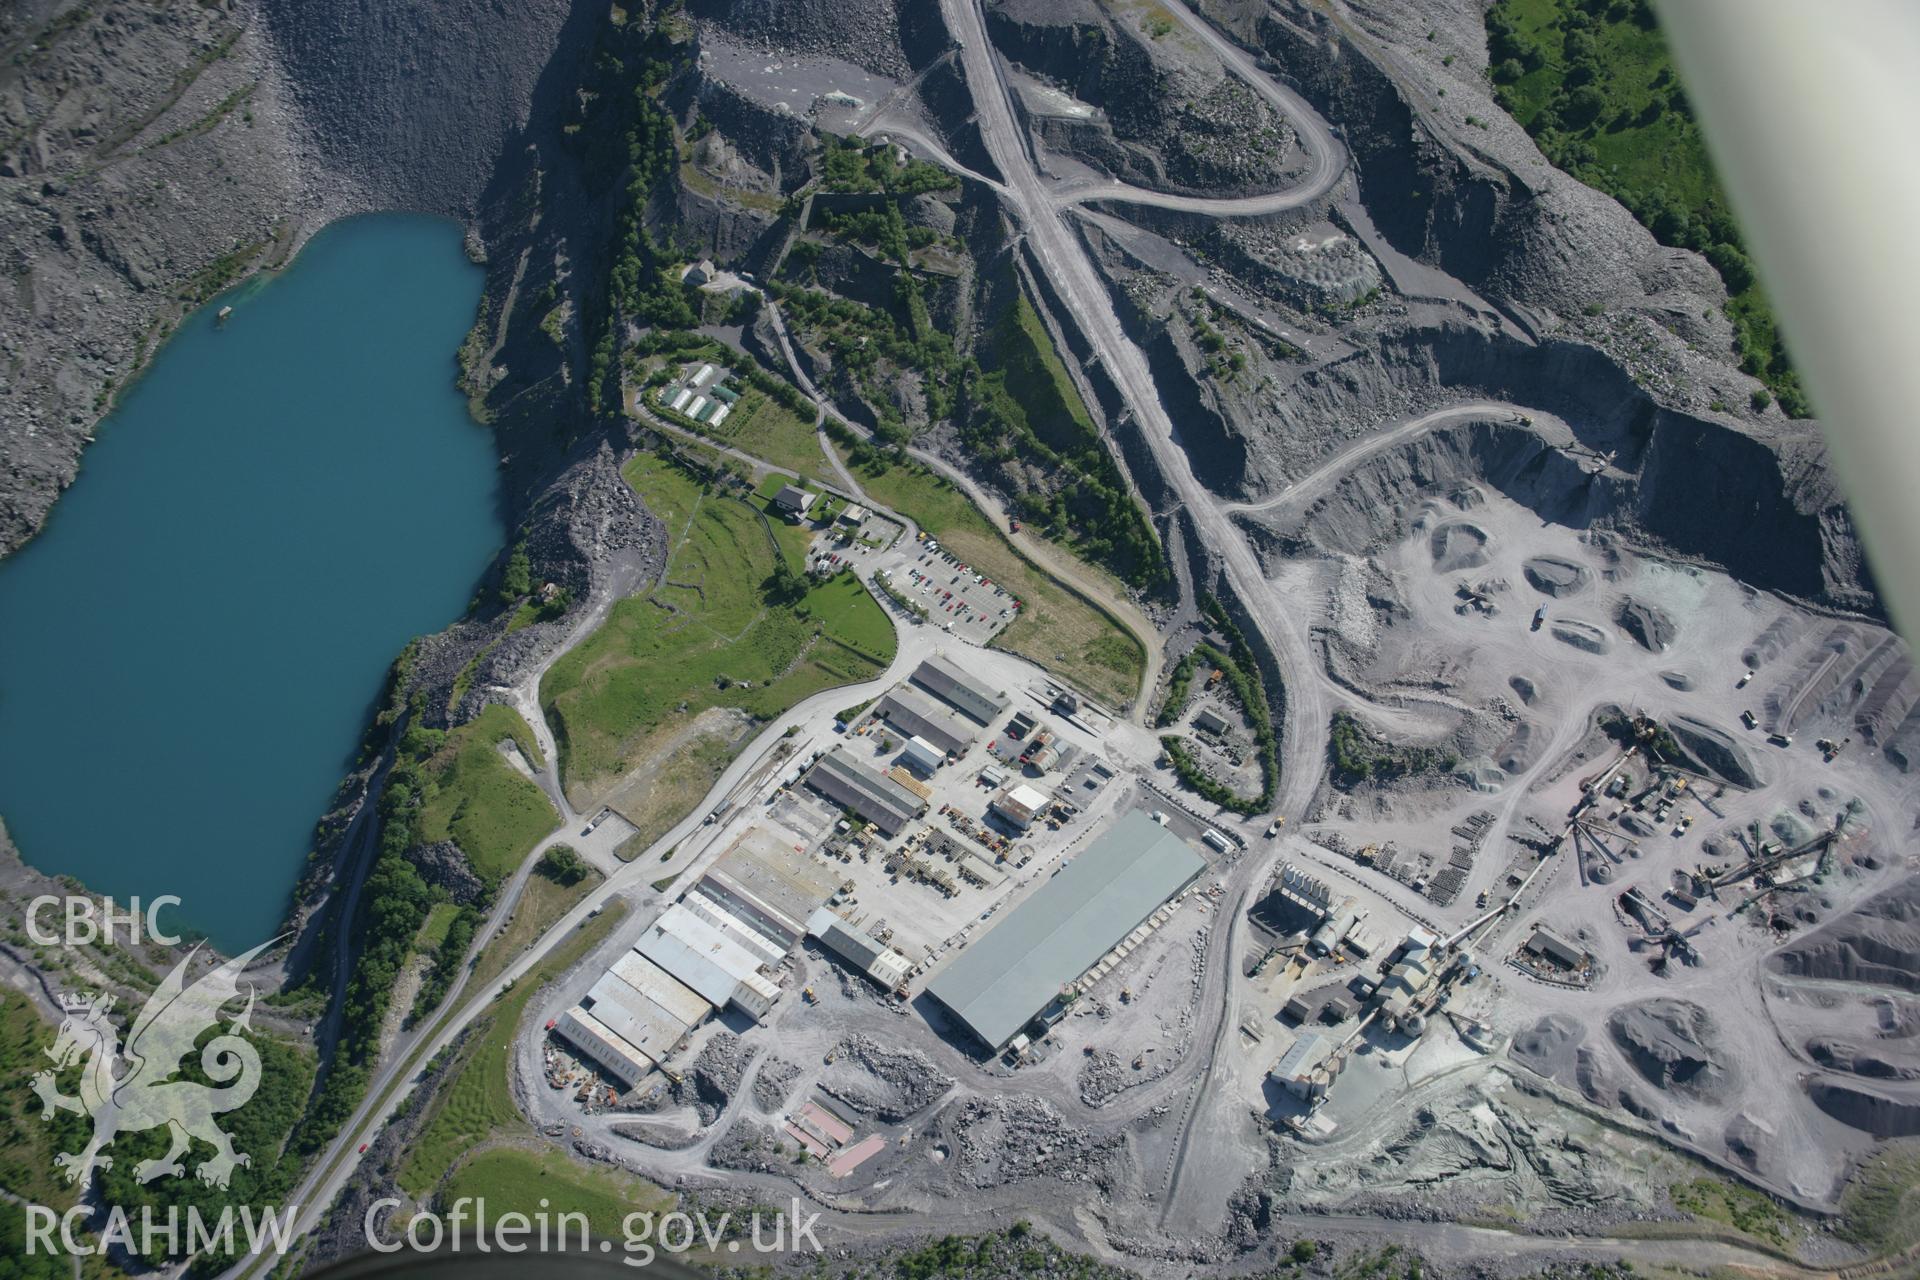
764 293 1165 719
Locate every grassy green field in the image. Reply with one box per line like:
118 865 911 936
997 296 1096 447
2 988 82 1277
841 447 1144 707
400 902 629 1197
1486 0 1807 415
414 704 559 884
442 1147 675 1241
541 451 895 807
1838 1139 1920 1256
1668 1176 1789 1248
466 858 605 998
417 901 461 952
698 388 834 485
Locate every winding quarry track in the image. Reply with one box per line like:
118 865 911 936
939 0 1337 819
214 3 1877 1273
936 0 1349 1232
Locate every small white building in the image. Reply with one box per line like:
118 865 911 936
898 735 945 776
1269 1031 1333 1100
991 783 1050 830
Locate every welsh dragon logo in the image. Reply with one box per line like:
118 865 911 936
31 940 275 1189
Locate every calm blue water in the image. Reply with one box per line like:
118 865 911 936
0 215 502 951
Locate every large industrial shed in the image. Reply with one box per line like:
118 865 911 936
805 749 927 835
876 686 976 757
909 654 1008 725
925 810 1206 1051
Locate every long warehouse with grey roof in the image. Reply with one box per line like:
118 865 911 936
909 654 1009 725
876 685 977 757
925 810 1207 1051
804 748 928 835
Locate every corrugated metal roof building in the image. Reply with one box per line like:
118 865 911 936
1269 1030 1332 1098
925 810 1206 1050
804 749 927 835
680 892 789 967
1524 925 1586 970
635 903 781 1021
807 907 912 990
877 686 976 757
585 972 693 1064
700 827 837 945
909 654 1009 726
555 1007 653 1088
1193 707 1233 735
609 950 713 1027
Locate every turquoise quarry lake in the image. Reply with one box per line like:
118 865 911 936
0 215 502 952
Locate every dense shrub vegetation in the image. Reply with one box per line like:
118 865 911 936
1160 596 1278 814
1486 0 1810 416
1327 711 1458 786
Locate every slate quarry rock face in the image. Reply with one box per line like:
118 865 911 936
259 0 579 217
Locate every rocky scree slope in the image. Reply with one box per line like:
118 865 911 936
0 0 298 557
988 0 1301 198
0 0 593 561
684 0 952 81
258 0 578 217
1076 0 1877 613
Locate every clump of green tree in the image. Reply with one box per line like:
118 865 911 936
293 698 552 1150
1159 596 1278 813
539 844 589 886
763 555 811 605
1156 648 1202 726
1327 711 1458 787
769 279 960 441
1486 0 1809 416
409 905 480 1026
818 133 957 197
962 297 1166 589
499 543 532 603
815 202 915 263
290 716 443 1153
570 20 701 413
70 1030 316 1272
